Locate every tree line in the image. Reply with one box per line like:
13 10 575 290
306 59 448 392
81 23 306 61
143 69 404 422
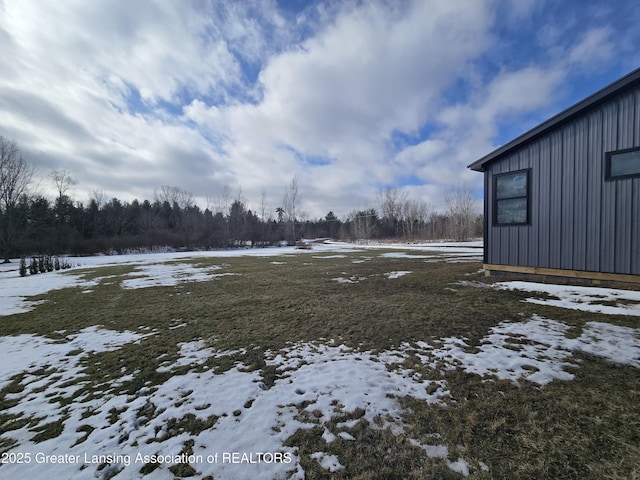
0 136 481 261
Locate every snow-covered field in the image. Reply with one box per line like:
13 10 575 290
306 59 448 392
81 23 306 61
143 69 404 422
0 241 639 479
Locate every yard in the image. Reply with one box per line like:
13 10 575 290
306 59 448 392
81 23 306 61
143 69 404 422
0 241 638 479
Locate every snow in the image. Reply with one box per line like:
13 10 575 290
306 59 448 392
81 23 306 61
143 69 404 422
121 263 238 289
331 276 361 283
0 337 450 480
447 458 471 476
0 267 99 315
310 452 344 472
494 281 640 316
337 432 356 441
1 241 639 479
410 439 449 459
430 316 640 385
0 327 149 391
385 271 412 279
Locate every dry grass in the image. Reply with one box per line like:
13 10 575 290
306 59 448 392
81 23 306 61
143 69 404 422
1 248 638 478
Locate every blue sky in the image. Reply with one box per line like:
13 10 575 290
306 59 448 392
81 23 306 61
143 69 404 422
1 0 638 219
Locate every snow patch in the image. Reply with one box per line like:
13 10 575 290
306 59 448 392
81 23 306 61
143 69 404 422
494 281 640 316
121 262 237 289
430 316 640 385
385 271 412 279
310 452 345 472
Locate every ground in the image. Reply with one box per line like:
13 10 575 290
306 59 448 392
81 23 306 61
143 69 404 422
0 241 638 479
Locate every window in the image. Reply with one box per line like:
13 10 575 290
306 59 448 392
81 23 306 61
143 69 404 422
606 147 640 180
494 169 529 225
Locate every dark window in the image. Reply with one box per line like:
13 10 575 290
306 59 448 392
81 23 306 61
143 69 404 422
606 147 640 180
494 169 529 225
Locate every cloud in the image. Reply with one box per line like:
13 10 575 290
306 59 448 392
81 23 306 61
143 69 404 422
259 1 492 146
393 64 565 206
567 27 615 68
187 0 495 212
0 0 638 219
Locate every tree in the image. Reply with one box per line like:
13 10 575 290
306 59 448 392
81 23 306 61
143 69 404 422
228 199 246 242
377 187 407 237
50 169 77 201
28 195 53 252
260 188 268 222
0 137 33 262
401 199 430 240
259 187 271 244
282 176 299 242
445 184 478 241
348 208 377 240
324 211 340 238
155 185 194 210
49 169 77 249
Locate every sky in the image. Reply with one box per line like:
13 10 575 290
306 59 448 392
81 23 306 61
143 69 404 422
1 0 639 219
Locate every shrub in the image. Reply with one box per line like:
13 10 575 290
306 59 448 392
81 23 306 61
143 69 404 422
29 257 38 275
19 257 27 277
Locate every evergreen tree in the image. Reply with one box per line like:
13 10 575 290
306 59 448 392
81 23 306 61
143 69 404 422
19 256 27 276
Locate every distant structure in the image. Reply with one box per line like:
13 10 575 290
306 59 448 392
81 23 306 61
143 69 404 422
469 67 640 284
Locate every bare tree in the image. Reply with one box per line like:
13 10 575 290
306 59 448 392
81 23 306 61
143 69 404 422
260 187 268 222
377 187 408 237
445 184 478 241
0 137 34 262
155 185 194 210
402 199 430 240
220 184 232 215
348 208 377 240
50 169 77 201
282 176 299 242
90 189 106 209
50 169 77 244
259 187 270 244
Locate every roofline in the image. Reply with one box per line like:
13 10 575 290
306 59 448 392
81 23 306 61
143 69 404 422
468 66 640 172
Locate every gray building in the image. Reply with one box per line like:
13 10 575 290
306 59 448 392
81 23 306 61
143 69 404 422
469 67 640 284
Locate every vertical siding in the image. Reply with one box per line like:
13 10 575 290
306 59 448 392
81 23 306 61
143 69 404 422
585 108 602 272
615 96 633 273
600 101 617 272
549 130 563 268
560 123 576 270
633 177 640 274
572 116 589 270
537 137 551 267
516 148 530 267
527 142 540 267
485 82 640 276
616 180 633 273
633 89 640 274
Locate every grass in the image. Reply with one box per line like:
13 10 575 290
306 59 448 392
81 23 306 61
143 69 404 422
1 247 639 478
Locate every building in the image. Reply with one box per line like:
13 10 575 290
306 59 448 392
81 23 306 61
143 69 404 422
469 67 640 284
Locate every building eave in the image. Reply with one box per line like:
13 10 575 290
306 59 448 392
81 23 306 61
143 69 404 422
468 66 640 172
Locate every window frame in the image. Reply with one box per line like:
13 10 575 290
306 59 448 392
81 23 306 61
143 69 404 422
605 146 640 181
493 169 530 226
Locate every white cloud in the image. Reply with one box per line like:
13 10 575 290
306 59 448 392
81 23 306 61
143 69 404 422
478 66 565 122
567 27 615 68
387 64 565 209
0 0 637 219
186 0 495 213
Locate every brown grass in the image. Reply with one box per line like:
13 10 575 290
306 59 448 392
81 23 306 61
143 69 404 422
0 248 638 477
